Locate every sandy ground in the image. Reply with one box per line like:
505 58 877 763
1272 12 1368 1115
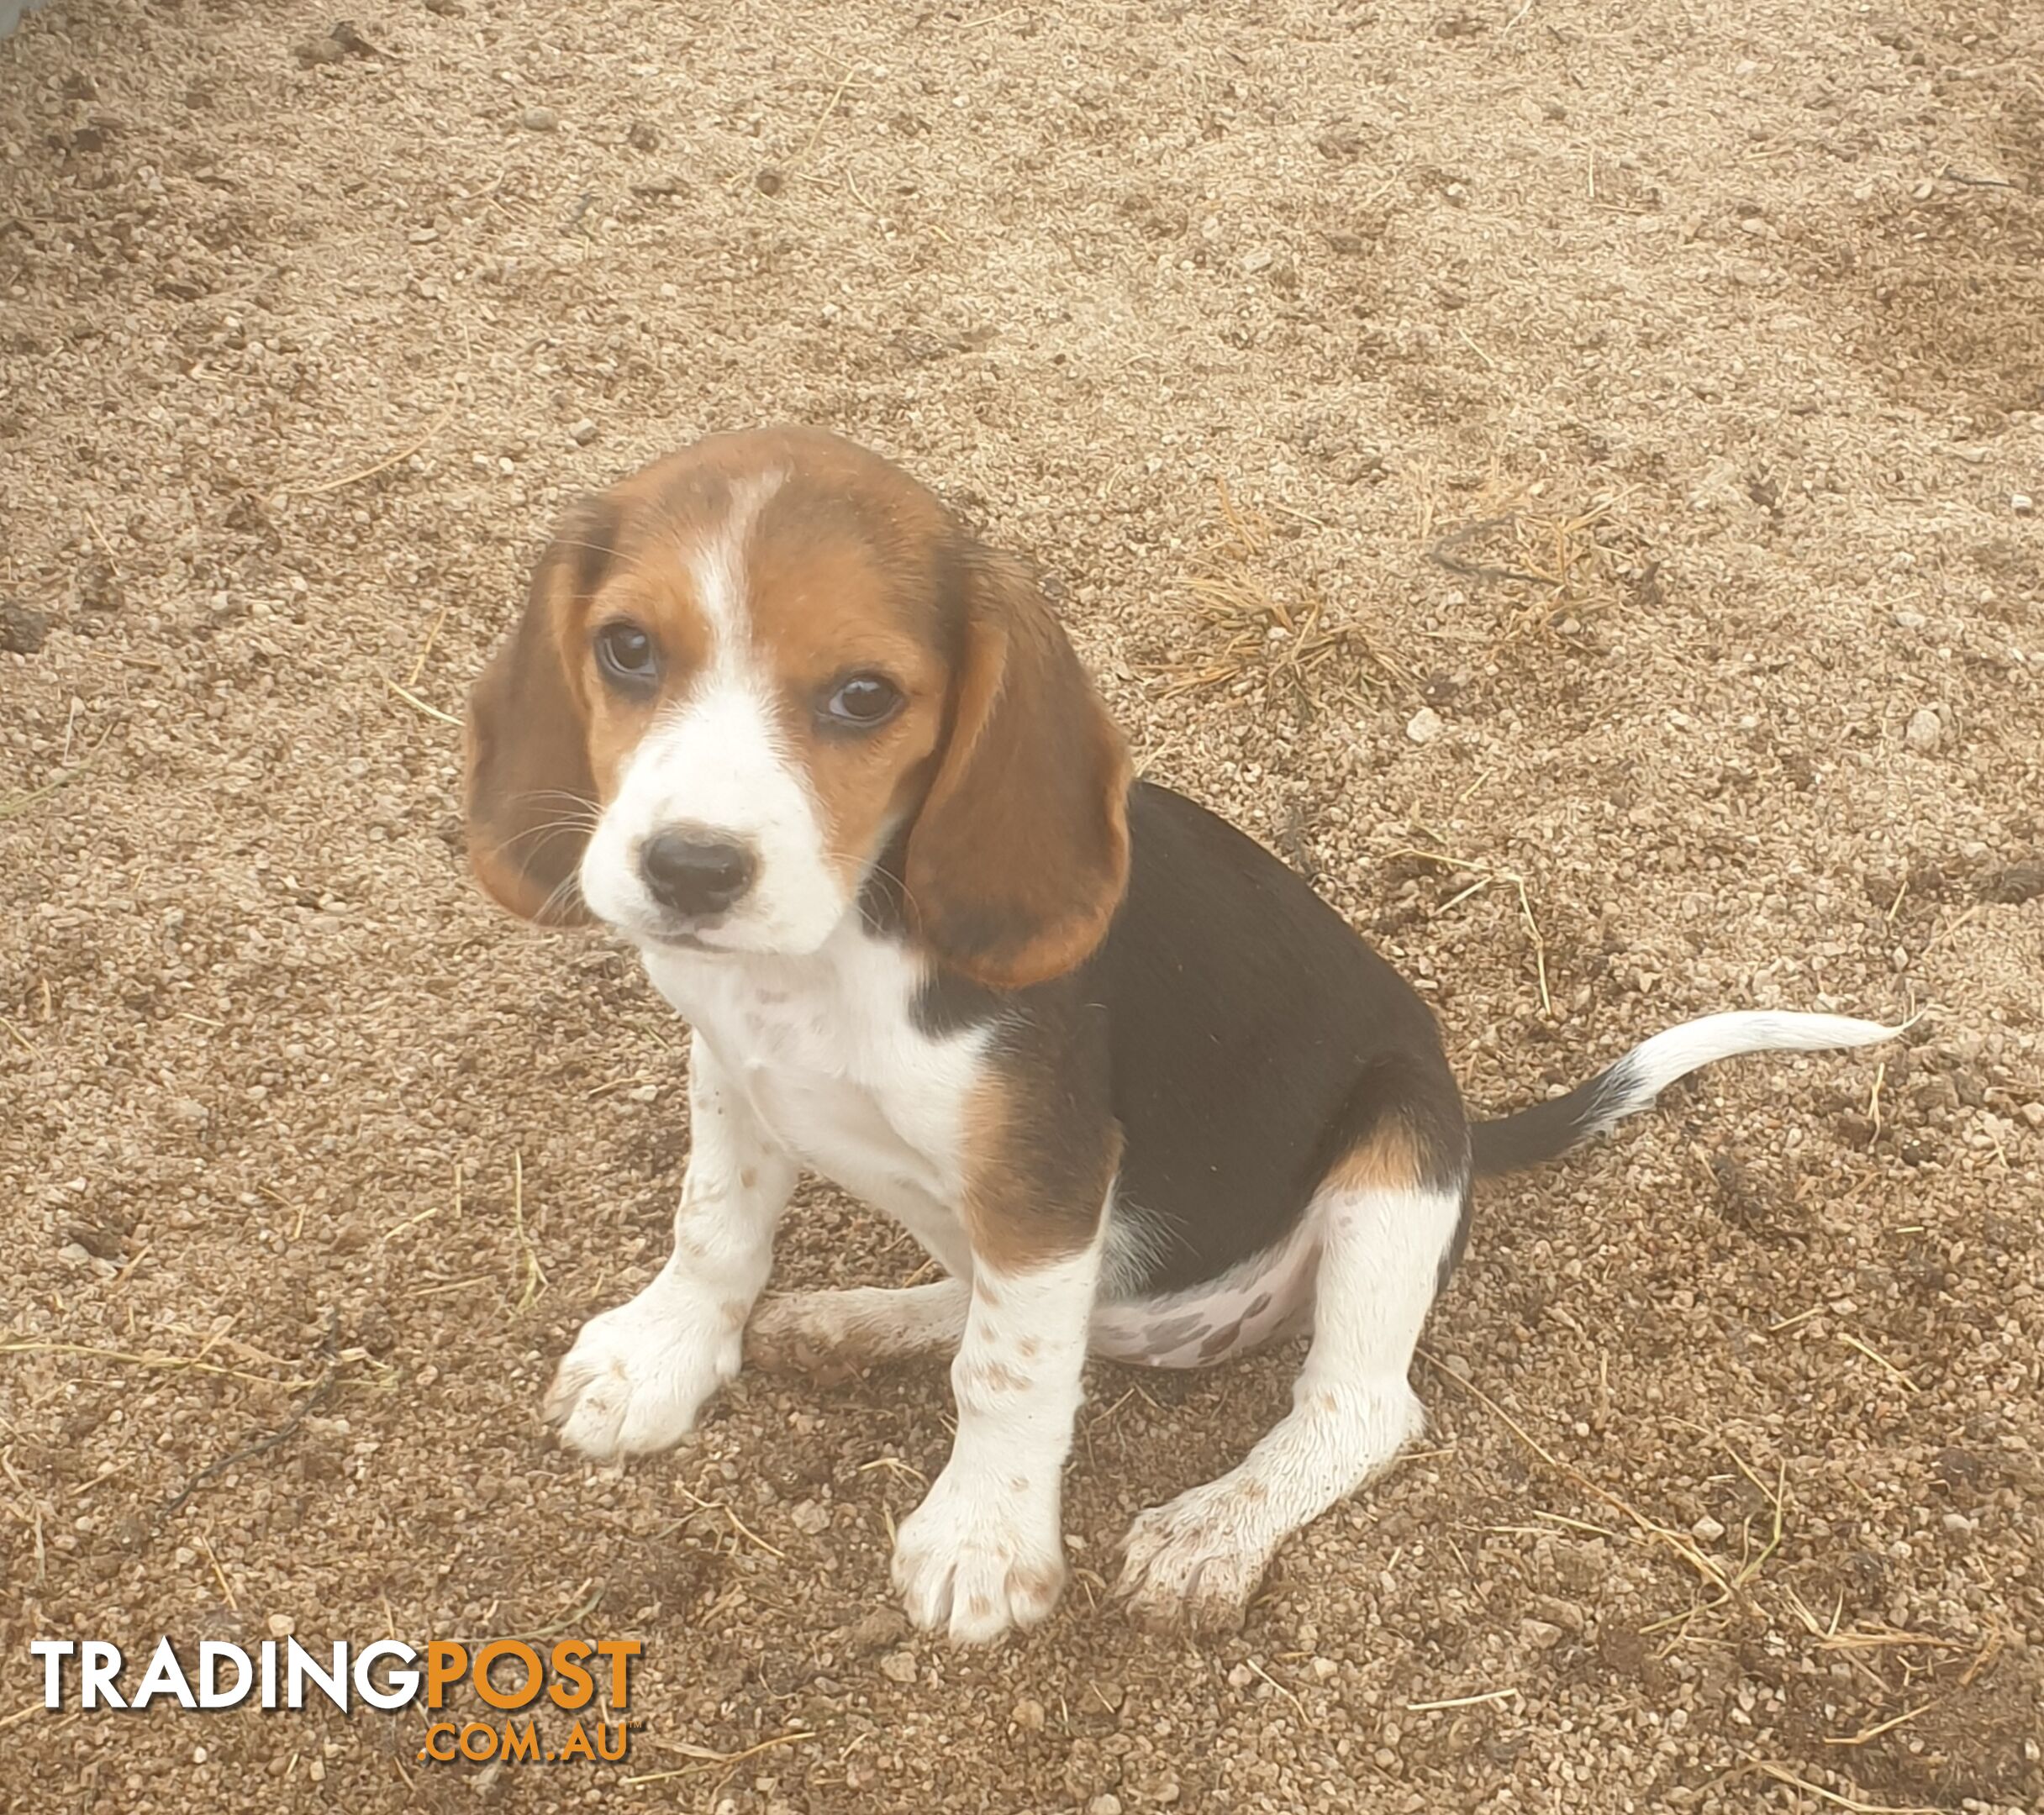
3 1 2042 1811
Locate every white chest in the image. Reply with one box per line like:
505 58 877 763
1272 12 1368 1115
641 929 993 1275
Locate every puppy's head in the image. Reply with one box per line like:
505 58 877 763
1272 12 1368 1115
465 428 1130 990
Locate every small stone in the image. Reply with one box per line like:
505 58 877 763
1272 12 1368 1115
1892 609 1926 630
628 120 661 152
2013 493 2035 516
79 559 124 614
1984 865 2044 904
843 1607 909 1654
519 106 559 132
1441 1352 1472 1380
1405 707 1444 745
64 1221 123 1259
789 1499 830 1535
568 418 598 446
1088 1799 1124 1815
266 1613 294 1639
755 166 786 196
294 36 347 66
0 602 50 654
2019 1102 2044 1129
879 1649 919 1684
1904 708 1941 753
1690 1514 1725 1542
624 1083 659 1104
1520 1618 1563 1649
1226 1663 1255 1689
1309 1656 1340 1681
1011 1697 1046 1731
56 1243 93 1270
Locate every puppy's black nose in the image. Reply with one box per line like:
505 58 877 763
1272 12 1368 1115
640 832 756 918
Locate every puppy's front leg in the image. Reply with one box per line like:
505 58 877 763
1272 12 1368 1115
890 1107 1118 1645
890 1241 1103 1644
547 1033 796 1460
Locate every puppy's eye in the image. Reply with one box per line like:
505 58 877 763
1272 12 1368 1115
594 620 658 687
820 673 903 730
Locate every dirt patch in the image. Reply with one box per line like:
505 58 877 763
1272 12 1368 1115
1804 2 2044 427
3 2 2042 1813
1810 185 2044 429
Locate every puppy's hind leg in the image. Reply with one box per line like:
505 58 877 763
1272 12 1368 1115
1116 1117 1467 1634
747 1281 972 1383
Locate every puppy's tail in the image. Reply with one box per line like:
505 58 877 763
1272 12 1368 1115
1469 1010 1911 1179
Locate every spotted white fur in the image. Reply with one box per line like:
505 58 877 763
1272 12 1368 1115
893 1236 1104 1642
545 1032 796 1458
1115 1181 1463 1631
1090 1207 1319 1367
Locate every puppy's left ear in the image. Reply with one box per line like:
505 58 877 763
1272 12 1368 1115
905 545 1131 990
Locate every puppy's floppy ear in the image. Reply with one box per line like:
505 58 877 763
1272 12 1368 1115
905 544 1131 990
463 501 616 924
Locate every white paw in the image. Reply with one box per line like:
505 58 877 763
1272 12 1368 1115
890 1467 1067 1645
1114 1479 1279 1634
1115 1382 1422 1632
544 1286 741 1462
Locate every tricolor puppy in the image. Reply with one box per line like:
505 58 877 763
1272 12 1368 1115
465 427 1900 1642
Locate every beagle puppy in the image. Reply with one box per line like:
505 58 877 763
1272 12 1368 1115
464 427 1899 1643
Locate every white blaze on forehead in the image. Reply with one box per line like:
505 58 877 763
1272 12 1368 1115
682 471 783 655
578 467 853 955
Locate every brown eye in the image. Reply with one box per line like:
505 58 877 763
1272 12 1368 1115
821 673 903 731
594 620 657 688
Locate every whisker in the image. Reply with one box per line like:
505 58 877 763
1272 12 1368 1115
506 802 602 829
535 869 587 925
512 788 602 813
500 817 599 855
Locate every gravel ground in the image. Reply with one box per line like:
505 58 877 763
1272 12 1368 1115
2 2 2041 1812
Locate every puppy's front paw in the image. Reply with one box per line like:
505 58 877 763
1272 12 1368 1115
890 1467 1067 1645
545 1288 740 1462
